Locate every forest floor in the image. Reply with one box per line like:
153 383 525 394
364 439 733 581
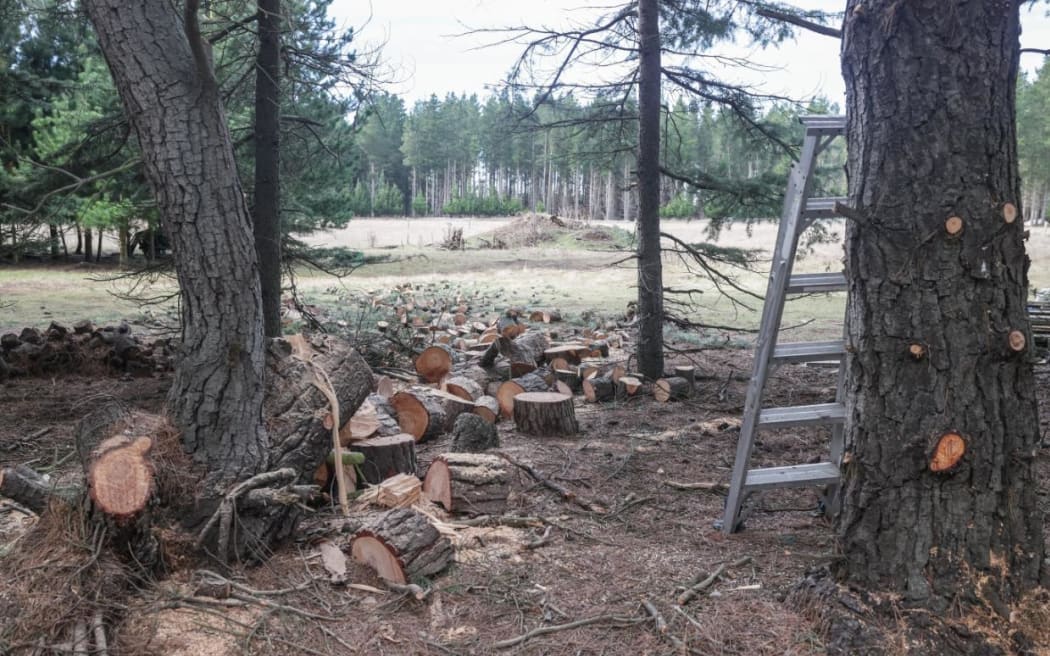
2 216 1050 654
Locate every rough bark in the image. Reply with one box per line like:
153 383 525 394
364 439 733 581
582 375 615 403
84 0 268 489
450 413 500 452
496 372 550 419
653 377 690 402
423 453 511 515
348 434 418 485
512 392 579 436
350 508 453 584
254 0 282 338
838 0 1042 605
635 0 664 380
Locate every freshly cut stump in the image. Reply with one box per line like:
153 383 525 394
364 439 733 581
348 434 418 485
88 435 155 522
512 392 579 437
673 366 695 386
496 372 550 419
473 395 500 423
350 508 453 584
543 344 590 365
415 344 454 383
615 376 643 401
583 375 615 403
423 453 511 515
450 413 500 452
653 377 691 402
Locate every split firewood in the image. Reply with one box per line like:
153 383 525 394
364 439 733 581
376 473 422 508
348 434 418 485
496 372 550 418
582 375 615 403
445 375 483 401
350 508 453 584
512 392 579 437
451 413 501 452
415 344 455 383
653 377 691 402
423 453 511 515
473 395 500 424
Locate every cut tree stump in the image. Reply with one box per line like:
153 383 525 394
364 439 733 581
543 344 591 365
473 395 500 424
445 375 483 401
512 392 579 436
554 368 583 393
415 345 455 383
496 372 550 419
423 453 511 515
450 413 500 452
673 366 695 386
653 377 691 402
88 435 154 522
348 434 418 485
582 375 615 403
350 508 453 584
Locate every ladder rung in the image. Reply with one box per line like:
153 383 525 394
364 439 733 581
758 403 845 429
799 115 846 135
744 462 840 491
786 272 846 293
803 197 849 219
772 341 846 364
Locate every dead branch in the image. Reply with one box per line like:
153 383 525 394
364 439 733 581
676 563 725 605
496 452 606 513
523 525 554 549
493 613 647 649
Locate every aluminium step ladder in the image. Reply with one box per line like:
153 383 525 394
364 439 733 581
720 115 848 534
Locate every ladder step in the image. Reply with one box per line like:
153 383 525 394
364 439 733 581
772 341 846 364
799 115 846 135
786 272 846 293
744 462 840 491
803 197 849 219
758 403 845 428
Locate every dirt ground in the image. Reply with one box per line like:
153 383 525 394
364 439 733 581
3 341 1050 655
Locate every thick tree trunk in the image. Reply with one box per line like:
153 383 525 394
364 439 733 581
635 0 664 380
254 0 283 338
838 0 1042 606
85 0 268 490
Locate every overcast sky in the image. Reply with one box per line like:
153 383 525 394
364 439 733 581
327 1 1050 107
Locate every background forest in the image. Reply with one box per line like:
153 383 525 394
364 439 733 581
2 0 1050 263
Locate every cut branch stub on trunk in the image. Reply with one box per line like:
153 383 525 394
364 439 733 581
350 508 453 584
513 392 579 436
1009 330 1026 352
423 453 511 515
415 344 454 383
496 372 550 419
653 377 691 402
930 432 966 473
348 433 418 485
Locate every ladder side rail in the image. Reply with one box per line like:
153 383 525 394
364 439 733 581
721 132 824 533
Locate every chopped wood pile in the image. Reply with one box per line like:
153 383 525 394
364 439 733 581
0 320 174 379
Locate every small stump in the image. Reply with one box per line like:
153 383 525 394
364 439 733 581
348 433 418 485
450 413 500 452
512 392 579 436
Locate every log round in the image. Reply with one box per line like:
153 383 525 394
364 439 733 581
445 375 483 401
350 508 453 584
512 392 579 436
348 433 418 485
672 366 695 386
496 372 550 419
615 376 644 401
582 375 615 403
423 453 511 515
653 377 691 402
391 388 449 442
543 344 590 365
554 368 583 393
473 395 500 424
450 413 500 452
415 344 455 383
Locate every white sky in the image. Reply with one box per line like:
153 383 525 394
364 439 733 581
328 1 1050 107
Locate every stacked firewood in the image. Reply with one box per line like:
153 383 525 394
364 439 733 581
0 321 175 379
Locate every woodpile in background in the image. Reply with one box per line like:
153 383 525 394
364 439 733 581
0 321 174 379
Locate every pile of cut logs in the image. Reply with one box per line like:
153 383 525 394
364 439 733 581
314 309 698 585
0 321 174 380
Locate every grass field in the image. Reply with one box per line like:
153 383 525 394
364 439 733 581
3 217 1049 343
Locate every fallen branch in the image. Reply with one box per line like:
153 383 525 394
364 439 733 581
664 480 726 494
523 525 554 549
641 599 667 634
384 580 429 600
676 564 725 606
493 613 647 649
496 452 606 513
